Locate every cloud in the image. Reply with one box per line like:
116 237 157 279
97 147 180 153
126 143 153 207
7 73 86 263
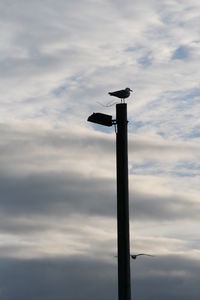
133 255 200 300
0 255 200 300
0 124 199 219
0 123 199 263
0 0 200 298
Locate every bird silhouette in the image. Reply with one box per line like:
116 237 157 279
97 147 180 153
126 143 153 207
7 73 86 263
108 87 133 103
130 254 155 260
114 253 154 260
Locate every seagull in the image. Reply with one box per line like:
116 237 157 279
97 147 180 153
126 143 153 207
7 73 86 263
114 253 154 260
130 254 155 260
108 87 133 103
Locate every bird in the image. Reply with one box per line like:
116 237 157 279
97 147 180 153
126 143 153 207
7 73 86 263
114 253 154 260
130 254 155 260
108 87 133 103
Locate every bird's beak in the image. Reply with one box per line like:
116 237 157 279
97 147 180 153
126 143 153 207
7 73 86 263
130 89 133 92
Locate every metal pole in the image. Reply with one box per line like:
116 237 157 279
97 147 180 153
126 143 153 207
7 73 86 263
116 103 131 300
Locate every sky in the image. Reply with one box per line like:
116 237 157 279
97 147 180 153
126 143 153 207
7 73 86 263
0 0 200 299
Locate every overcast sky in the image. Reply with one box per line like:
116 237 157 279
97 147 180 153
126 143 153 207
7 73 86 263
0 0 200 299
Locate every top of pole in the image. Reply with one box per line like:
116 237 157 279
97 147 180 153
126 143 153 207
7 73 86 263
116 103 128 126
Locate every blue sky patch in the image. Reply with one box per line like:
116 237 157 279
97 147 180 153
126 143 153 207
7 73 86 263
172 45 190 60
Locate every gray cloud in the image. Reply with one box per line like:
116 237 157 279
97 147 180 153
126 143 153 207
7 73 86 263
0 124 199 221
0 172 115 217
133 255 200 300
130 190 200 221
0 123 198 264
0 257 117 300
1 168 198 227
0 255 199 300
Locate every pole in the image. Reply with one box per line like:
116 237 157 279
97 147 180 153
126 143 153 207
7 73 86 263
116 103 131 300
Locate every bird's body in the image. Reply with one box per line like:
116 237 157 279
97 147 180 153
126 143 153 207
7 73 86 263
108 87 133 103
130 254 154 260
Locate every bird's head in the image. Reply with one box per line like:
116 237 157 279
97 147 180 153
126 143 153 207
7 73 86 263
125 87 133 92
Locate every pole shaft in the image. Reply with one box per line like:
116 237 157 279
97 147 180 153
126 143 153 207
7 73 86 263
116 103 131 300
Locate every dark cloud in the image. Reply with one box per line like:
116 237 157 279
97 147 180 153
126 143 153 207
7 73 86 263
0 172 115 218
0 168 198 223
0 169 199 243
0 255 199 300
0 257 117 300
133 255 200 300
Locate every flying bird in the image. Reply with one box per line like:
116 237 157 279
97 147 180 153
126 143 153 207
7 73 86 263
114 253 154 260
108 87 133 103
130 254 155 260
